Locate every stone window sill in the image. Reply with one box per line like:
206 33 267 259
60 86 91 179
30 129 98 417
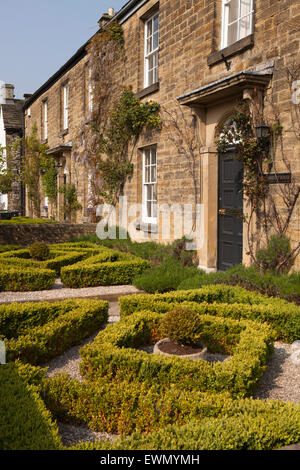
135 220 158 234
207 35 254 67
135 82 159 99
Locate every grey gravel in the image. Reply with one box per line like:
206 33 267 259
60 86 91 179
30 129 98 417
253 341 300 404
57 422 117 448
0 281 141 304
44 302 120 381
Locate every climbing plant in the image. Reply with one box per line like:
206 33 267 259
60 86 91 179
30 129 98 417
0 145 14 194
22 124 48 217
58 183 82 220
216 93 300 272
72 21 161 211
40 155 57 205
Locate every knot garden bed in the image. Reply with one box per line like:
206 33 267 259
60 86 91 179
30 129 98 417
0 241 150 291
0 283 299 450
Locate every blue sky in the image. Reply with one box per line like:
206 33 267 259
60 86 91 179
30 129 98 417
0 0 126 99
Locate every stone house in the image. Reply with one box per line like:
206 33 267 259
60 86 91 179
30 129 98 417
0 83 24 214
24 0 300 271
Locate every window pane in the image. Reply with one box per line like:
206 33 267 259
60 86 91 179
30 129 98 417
151 165 156 182
145 149 151 166
153 31 159 50
239 13 251 39
240 0 252 17
153 15 159 33
229 0 239 23
147 200 152 217
228 21 238 45
147 37 152 55
146 19 152 38
151 148 157 164
152 202 157 218
153 184 157 201
148 69 153 86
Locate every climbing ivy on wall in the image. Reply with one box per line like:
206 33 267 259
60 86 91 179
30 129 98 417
72 21 161 210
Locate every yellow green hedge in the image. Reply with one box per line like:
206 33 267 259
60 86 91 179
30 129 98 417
119 284 300 342
0 363 62 450
79 310 274 397
1 299 108 364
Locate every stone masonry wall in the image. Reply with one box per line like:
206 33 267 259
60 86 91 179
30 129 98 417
0 223 97 246
24 0 300 269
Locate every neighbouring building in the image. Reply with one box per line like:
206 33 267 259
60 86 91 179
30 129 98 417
23 0 300 271
0 82 24 214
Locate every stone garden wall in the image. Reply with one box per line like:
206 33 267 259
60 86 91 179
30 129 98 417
0 223 97 245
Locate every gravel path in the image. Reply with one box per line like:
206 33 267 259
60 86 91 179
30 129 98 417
0 281 141 304
57 422 117 448
253 342 300 404
44 302 120 381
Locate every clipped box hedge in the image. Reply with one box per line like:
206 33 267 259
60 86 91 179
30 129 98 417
43 372 300 441
0 243 150 290
1 299 109 364
119 284 300 342
0 363 61 450
0 265 56 292
73 408 300 451
61 249 151 288
80 310 274 397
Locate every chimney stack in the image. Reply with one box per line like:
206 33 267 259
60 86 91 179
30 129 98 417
98 7 114 29
0 83 15 105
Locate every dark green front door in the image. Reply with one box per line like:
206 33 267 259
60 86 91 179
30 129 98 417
218 153 244 271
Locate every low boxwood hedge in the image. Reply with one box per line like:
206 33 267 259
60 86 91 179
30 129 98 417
0 363 62 450
79 310 274 397
61 250 151 288
119 284 300 342
0 265 56 291
43 372 299 440
0 243 150 290
1 299 108 364
73 409 300 451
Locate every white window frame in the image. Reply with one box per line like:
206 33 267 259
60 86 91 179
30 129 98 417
221 0 254 49
43 101 48 140
142 146 157 224
144 12 159 88
63 84 69 130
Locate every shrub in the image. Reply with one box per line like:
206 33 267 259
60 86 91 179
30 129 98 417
79 310 274 397
119 284 300 343
1 299 108 364
256 234 295 274
0 243 122 290
159 307 202 346
61 249 151 288
133 258 199 293
0 363 61 450
177 264 300 304
0 244 20 253
73 408 300 450
0 265 56 291
43 372 299 443
29 242 50 261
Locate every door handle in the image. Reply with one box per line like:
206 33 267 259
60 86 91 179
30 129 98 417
219 209 226 215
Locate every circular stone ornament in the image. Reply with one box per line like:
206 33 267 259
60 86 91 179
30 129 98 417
154 338 207 361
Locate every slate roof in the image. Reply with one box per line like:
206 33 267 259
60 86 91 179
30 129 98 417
1 100 24 131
